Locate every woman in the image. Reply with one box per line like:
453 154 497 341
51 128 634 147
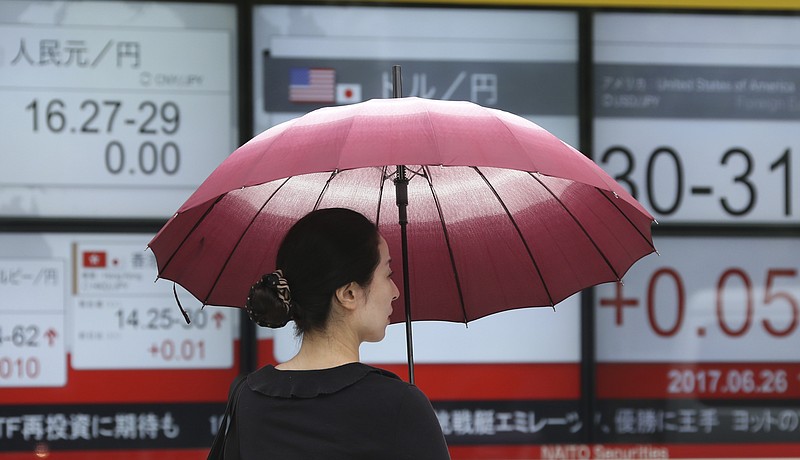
225 208 450 459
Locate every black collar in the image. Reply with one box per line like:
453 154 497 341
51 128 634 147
247 362 400 398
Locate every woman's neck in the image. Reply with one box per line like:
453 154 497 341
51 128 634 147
277 328 360 371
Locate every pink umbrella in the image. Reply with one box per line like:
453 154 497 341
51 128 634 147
149 84 656 382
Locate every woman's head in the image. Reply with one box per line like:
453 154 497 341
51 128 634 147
246 208 384 335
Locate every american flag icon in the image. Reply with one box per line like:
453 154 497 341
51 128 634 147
289 67 335 103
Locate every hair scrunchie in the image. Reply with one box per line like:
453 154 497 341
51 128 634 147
245 269 293 328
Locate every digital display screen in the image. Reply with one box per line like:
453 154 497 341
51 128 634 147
595 236 800 443
0 1 237 218
594 13 800 224
594 12 800 455
0 232 235 388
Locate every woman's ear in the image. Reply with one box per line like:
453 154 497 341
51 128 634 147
334 282 360 311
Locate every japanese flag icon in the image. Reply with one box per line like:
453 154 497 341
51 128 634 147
336 83 362 104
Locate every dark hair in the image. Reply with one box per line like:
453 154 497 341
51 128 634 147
247 208 381 334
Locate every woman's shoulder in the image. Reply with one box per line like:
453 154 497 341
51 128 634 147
357 365 435 407
358 367 449 457
358 364 413 391
361 363 403 383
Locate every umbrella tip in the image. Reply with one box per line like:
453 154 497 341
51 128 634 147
172 283 191 325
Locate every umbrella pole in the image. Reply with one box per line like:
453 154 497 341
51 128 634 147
391 65 415 385
395 170 414 385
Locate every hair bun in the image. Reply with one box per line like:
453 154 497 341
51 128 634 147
245 271 293 328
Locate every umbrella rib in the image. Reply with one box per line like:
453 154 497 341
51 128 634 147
155 194 225 277
375 166 388 226
312 170 339 211
472 167 555 307
202 176 292 305
596 188 657 252
528 172 621 281
423 166 468 323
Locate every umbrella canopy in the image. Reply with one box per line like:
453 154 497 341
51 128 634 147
149 96 655 331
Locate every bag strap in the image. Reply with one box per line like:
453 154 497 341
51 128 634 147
208 375 247 460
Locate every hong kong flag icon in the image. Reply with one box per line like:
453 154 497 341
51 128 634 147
82 251 107 268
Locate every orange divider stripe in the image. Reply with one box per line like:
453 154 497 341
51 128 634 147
378 362 581 400
596 362 800 399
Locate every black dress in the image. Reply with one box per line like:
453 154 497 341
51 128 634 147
230 362 450 459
